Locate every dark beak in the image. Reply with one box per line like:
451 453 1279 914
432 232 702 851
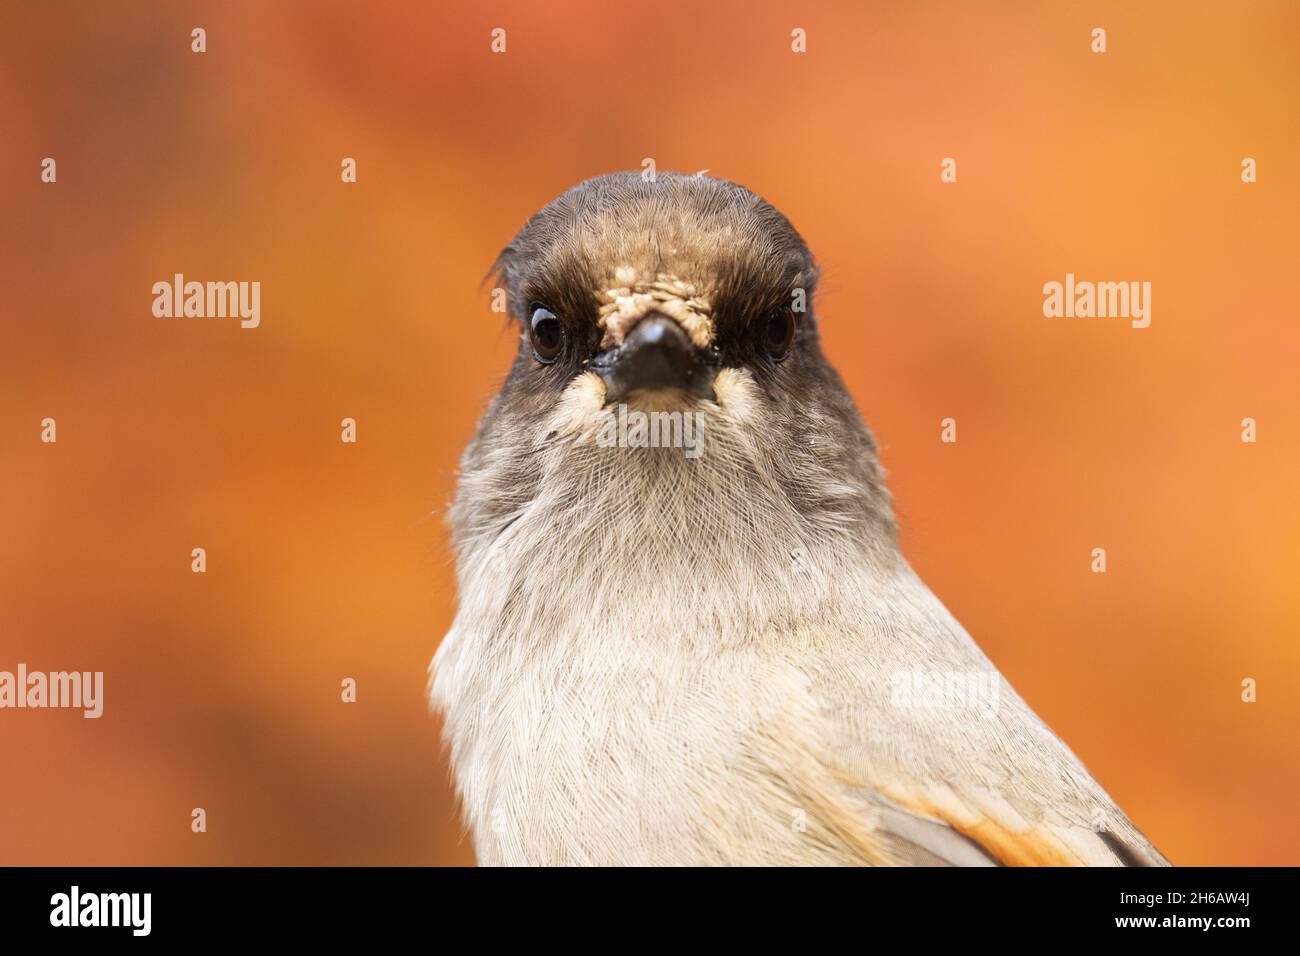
592 313 716 404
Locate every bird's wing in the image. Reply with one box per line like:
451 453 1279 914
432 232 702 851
846 771 1169 867
786 564 1171 867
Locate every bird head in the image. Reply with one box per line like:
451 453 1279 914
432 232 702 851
454 173 895 605
491 171 820 409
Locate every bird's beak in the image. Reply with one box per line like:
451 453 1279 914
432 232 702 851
592 313 717 404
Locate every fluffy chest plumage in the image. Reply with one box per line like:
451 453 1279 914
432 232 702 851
432 373 923 864
432 620 883 866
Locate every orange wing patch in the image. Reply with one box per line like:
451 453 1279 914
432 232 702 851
878 780 1119 867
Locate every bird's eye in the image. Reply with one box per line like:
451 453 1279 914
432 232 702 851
760 306 796 361
529 306 564 363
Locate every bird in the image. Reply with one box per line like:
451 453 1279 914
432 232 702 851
430 171 1170 867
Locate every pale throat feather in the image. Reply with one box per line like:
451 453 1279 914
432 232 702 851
462 367 867 649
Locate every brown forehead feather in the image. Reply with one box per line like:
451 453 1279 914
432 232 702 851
490 173 817 329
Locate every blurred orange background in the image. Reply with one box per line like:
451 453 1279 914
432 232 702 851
1 1 1297 865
